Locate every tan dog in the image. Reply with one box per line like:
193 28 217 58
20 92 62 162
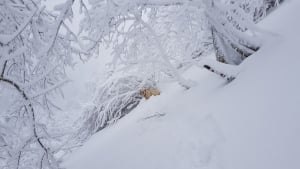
140 89 160 99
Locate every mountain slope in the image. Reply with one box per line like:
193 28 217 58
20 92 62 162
64 1 300 169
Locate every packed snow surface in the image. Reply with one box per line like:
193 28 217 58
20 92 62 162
64 1 300 169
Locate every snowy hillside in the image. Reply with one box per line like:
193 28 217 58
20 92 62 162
64 1 300 169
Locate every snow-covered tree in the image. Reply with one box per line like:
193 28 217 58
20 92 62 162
210 0 284 64
78 0 210 89
79 0 263 84
208 0 262 64
226 0 284 22
0 0 85 168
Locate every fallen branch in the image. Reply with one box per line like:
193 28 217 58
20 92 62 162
141 112 166 121
203 64 235 82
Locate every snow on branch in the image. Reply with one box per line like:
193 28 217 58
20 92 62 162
0 8 37 45
0 0 81 168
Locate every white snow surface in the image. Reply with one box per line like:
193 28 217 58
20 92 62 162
64 1 300 169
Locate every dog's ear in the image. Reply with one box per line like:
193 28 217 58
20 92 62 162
145 90 151 99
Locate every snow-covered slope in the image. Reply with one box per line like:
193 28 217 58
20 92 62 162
64 1 300 169
209 1 300 169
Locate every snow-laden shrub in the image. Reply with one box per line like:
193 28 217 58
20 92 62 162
76 75 156 142
226 0 284 22
210 0 283 65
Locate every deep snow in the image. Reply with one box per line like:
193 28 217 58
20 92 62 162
64 1 300 169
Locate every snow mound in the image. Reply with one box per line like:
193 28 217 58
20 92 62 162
64 66 225 169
